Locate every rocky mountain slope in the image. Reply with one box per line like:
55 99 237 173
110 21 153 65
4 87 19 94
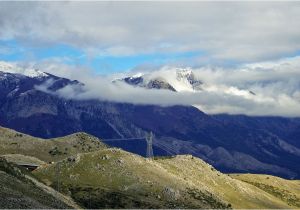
0 67 300 179
117 74 176 91
1 127 299 209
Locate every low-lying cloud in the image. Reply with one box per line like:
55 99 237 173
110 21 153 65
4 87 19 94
29 56 300 117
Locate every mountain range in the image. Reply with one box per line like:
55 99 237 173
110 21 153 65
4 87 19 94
0 63 300 179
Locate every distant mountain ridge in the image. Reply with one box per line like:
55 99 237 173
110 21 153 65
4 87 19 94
0 67 300 179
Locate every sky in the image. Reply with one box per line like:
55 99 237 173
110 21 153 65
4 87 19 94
1 2 300 73
1 1 300 117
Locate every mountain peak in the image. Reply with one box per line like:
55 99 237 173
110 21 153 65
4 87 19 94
176 68 193 78
22 68 49 78
129 72 144 79
0 61 48 78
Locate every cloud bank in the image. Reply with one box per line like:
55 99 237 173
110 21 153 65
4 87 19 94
25 56 300 117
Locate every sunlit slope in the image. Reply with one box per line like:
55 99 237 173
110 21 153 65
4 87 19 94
34 149 296 209
156 155 296 209
231 174 300 208
34 148 229 209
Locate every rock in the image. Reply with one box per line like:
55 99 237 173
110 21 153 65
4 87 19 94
102 155 109 160
69 174 79 180
117 159 124 164
75 155 81 163
162 187 181 200
96 163 101 170
67 157 76 162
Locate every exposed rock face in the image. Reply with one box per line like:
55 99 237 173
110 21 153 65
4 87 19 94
146 79 176 91
175 68 203 90
0 70 300 179
120 75 176 91
119 69 204 92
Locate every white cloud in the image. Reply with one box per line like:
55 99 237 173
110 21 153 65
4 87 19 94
1 2 300 62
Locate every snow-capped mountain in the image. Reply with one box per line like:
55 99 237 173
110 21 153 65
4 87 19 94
118 74 176 91
119 68 256 99
117 68 203 92
0 63 81 101
174 68 203 91
0 61 49 78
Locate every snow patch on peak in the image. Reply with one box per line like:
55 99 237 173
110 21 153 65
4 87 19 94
23 68 48 78
129 72 144 79
176 68 193 79
0 61 48 78
0 61 16 72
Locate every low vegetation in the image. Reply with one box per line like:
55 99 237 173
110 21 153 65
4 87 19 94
231 174 300 208
0 126 107 162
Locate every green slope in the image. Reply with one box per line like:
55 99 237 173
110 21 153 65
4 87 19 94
0 126 107 163
231 174 300 208
34 149 298 209
156 155 299 209
34 148 229 209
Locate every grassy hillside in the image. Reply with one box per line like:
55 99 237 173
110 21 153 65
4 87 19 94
34 149 299 209
0 126 107 163
34 148 229 209
231 174 300 208
1 126 300 209
156 155 299 209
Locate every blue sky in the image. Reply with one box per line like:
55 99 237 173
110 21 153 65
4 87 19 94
0 39 202 74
